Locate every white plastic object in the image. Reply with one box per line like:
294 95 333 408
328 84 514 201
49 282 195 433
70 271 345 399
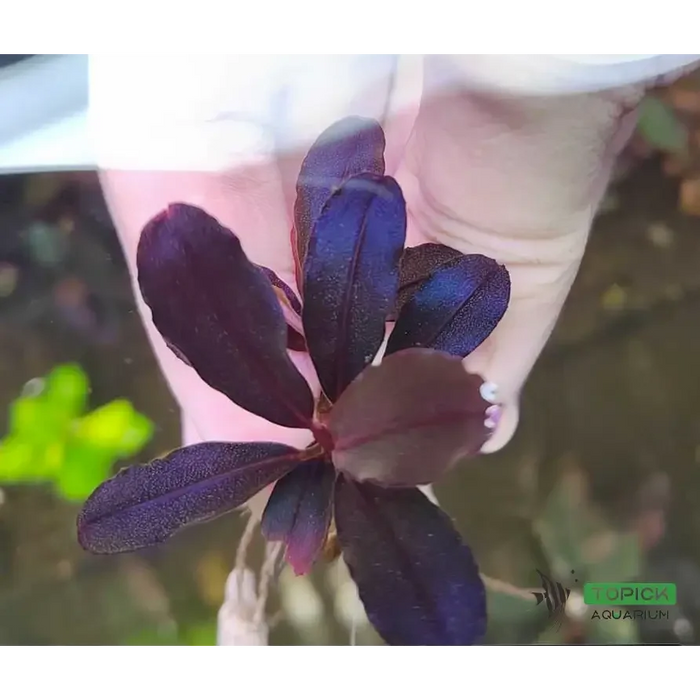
1 55 700 174
217 568 269 646
440 55 700 96
0 54 90 174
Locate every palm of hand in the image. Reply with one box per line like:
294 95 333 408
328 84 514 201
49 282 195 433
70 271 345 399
102 79 641 481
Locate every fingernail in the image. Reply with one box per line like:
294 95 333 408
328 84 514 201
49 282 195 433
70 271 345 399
481 401 520 454
479 381 499 403
484 404 502 431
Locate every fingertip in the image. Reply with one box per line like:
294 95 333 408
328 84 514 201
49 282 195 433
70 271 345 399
480 401 520 454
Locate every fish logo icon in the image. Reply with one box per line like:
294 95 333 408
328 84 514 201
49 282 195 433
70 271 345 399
533 569 572 629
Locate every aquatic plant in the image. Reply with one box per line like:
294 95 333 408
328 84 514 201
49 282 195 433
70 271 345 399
77 116 511 645
0 363 153 501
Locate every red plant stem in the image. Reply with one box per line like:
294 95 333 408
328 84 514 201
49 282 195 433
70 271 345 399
310 422 335 455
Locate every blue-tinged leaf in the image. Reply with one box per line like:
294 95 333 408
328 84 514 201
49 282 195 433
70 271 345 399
386 254 510 359
391 243 463 320
261 457 335 575
77 442 301 554
302 174 406 401
335 477 487 645
293 116 385 285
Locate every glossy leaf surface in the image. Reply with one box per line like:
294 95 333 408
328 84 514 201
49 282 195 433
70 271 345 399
293 116 385 282
302 174 406 401
387 254 510 359
391 243 463 319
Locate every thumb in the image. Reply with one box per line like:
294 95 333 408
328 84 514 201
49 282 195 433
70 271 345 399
397 56 645 452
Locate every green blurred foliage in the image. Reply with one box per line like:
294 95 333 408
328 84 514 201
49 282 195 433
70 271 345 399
637 95 688 156
536 464 640 644
535 465 641 585
126 622 216 646
484 581 550 644
486 462 642 644
0 363 153 502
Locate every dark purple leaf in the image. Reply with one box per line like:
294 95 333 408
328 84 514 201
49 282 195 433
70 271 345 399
257 265 302 316
78 442 300 554
386 254 510 359
287 326 307 352
257 265 306 351
335 478 487 645
261 458 335 575
328 349 494 486
137 204 314 428
390 243 463 320
293 116 386 286
302 174 406 401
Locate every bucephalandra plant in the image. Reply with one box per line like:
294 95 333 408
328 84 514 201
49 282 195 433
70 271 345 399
77 115 511 646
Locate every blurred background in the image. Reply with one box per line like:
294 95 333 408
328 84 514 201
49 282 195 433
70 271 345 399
1 61 700 645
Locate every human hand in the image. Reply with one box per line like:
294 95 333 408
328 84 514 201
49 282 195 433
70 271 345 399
90 55 694 514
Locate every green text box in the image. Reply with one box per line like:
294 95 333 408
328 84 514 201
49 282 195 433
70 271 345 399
584 583 676 606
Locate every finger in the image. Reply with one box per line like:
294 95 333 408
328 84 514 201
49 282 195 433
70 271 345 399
100 169 316 453
396 56 645 452
91 55 399 460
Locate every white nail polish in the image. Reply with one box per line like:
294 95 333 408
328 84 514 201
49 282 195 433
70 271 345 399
480 381 499 403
